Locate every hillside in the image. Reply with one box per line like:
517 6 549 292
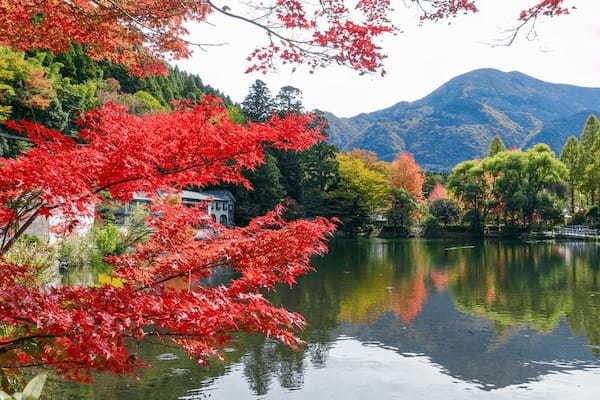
326 69 600 171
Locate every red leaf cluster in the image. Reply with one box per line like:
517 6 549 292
519 0 572 21
0 1 576 76
0 98 336 381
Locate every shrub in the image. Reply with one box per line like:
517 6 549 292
4 236 58 284
59 232 101 270
587 206 599 225
422 216 443 238
94 223 121 255
572 213 587 225
429 199 459 226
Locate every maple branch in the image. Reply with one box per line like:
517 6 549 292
135 258 230 291
0 334 55 352
0 208 41 256
205 0 333 58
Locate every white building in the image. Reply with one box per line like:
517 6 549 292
23 206 95 244
119 190 236 228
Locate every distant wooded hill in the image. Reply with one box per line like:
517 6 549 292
325 69 600 171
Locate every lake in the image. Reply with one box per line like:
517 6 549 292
50 239 600 399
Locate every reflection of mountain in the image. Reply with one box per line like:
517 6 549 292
340 292 599 390
317 240 600 390
49 240 600 399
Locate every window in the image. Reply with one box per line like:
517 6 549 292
183 198 201 207
220 215 228 225
215 201 221 211
228 204 233 211
132 199 151 208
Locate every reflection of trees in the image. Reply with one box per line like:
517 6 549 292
237 246 345 396
242 336 305 395
242 240 600 395
337 240 431 324
449 242 600 342
48 239 600 398
46 339 245 399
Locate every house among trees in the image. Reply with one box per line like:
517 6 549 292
118 190 236 228
23 208 95 244
22 190 236 244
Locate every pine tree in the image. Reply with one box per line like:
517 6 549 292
271 86 305 203
242 80 274 123
275 86 303 115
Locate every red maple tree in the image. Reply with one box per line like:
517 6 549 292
0 99 336 381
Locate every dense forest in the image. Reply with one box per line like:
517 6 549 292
2 45 599 238
0 43 234 157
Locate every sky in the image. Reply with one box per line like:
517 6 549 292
175 0 600 118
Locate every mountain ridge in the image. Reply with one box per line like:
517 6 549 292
326 68 600 171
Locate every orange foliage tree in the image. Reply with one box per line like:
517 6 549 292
390 152 425 201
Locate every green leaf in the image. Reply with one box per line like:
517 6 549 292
21 372 47 400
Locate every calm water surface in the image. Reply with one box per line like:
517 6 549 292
51 239 600 399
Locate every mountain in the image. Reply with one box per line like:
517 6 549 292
326 69 600 171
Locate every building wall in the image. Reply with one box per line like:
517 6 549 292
23 210 95 244
208 199 234 227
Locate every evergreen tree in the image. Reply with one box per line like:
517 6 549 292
242 80 274 123
226 152 286 226
275 86 303 115
270 86 305 202
586 132 600 209
386 188 417 227
487 135 506 157
300 112 340 217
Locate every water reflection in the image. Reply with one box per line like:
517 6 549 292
50 240 600 399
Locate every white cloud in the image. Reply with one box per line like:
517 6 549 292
175 0 600 117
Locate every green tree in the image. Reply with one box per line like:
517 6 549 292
487 135 506 157
300 114 340 218
275 86 303 115
228 152 286 226
242 80 274 123
270 86 305 202
482 144 567 226
579 115 600 206
133 91 167 113
328 153 391 235
386 188 417 228
0 47 55 122
447 160 492 233
429 198 459 227
559 136 583 212
587 135 600 209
